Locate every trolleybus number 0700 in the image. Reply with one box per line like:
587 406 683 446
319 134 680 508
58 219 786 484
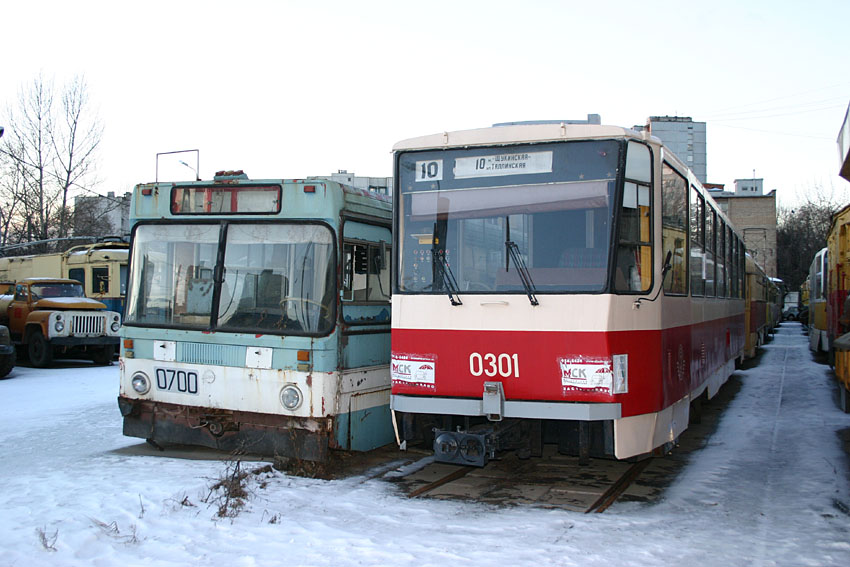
155 367 199 395
469 352 520 378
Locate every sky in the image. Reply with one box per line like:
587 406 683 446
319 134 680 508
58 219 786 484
0 323 849 566
2 0 850 208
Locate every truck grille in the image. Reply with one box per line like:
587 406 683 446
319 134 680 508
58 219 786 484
71 314 105 336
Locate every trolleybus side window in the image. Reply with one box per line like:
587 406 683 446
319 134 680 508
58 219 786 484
661 162 688 295
615 141 652 292
690 187 705 296
343 241 391 302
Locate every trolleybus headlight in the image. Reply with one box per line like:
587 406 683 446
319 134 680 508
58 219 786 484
280 385 303 410
131 372 151 395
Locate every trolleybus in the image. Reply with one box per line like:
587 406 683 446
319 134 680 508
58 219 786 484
118 170 394 460
390 122 747 465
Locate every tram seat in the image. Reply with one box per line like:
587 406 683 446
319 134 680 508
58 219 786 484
559 248 606 268
495 266 605 288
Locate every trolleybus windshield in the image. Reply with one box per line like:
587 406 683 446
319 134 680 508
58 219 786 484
124 222 335 335
396 140 621 294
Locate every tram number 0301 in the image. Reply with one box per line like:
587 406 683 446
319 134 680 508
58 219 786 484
469 352 520 378
155 367 199 395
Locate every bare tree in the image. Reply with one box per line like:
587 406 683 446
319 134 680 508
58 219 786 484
777 190 840 291
0 74 103 254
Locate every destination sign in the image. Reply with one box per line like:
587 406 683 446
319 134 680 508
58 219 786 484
454 151 552 179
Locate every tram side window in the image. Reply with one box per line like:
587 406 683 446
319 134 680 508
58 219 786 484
727 226 734 298
717 220 726 298
704 207 716 297
690 188 705 296
738 241 746 298
615 142 652 293
661 163 688 295
343 242 390 302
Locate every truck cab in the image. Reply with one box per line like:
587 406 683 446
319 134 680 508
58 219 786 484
0 278 121 367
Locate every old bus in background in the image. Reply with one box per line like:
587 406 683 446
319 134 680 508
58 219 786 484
0 241 128 313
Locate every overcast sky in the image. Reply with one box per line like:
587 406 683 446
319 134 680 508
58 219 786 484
3 0 849 207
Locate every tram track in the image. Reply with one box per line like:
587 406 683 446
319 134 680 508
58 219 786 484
387 449 661 512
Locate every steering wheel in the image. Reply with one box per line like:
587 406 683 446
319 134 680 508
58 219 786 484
279 297 330 317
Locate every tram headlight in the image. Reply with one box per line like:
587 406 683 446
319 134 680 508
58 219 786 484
131 372 151 395
280 385 303 410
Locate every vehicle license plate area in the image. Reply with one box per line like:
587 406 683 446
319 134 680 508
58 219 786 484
154 367 200 395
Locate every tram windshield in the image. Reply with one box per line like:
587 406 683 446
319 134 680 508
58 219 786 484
125 222 335 335
396 140 621 294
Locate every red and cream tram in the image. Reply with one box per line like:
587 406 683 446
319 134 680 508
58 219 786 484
390 122 746 465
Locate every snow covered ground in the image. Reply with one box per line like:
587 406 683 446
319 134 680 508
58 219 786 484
1 322 849 567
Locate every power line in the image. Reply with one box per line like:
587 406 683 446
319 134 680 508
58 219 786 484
702 81 850 116
709 104 847 123
712 123 834 140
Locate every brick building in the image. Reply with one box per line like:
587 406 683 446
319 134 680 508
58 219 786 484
709 180 777 277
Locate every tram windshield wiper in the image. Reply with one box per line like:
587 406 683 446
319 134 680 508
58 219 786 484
505 240 539 306
434 251 463 306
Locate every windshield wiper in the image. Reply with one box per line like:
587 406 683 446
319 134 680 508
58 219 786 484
434 252 463 306
505 240 539 306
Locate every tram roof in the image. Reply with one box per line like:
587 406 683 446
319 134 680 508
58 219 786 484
392 123 658 152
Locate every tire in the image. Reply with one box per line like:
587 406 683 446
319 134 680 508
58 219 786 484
92 345 115 366
0 349 15 379
28 331 53 368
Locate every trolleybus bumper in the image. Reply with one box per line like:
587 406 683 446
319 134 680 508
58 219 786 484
117 397 331 461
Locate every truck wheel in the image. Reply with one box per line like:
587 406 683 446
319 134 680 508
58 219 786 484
92 345 115 366
0 349 15 379
28 331 53 368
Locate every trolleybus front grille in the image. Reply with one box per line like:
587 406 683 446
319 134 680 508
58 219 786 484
178 342 244 367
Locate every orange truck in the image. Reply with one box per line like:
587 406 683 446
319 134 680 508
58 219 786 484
0 323 13 378
0 277 121 367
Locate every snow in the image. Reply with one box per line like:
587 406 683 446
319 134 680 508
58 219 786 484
1 322 849 567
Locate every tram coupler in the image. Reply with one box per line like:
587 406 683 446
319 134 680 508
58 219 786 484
433 419 530 467
433 427 495 467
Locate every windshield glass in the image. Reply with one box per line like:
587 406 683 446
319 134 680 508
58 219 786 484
125 222 335 335
31 283 84 299
396 140 621 294
217 224 334 334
